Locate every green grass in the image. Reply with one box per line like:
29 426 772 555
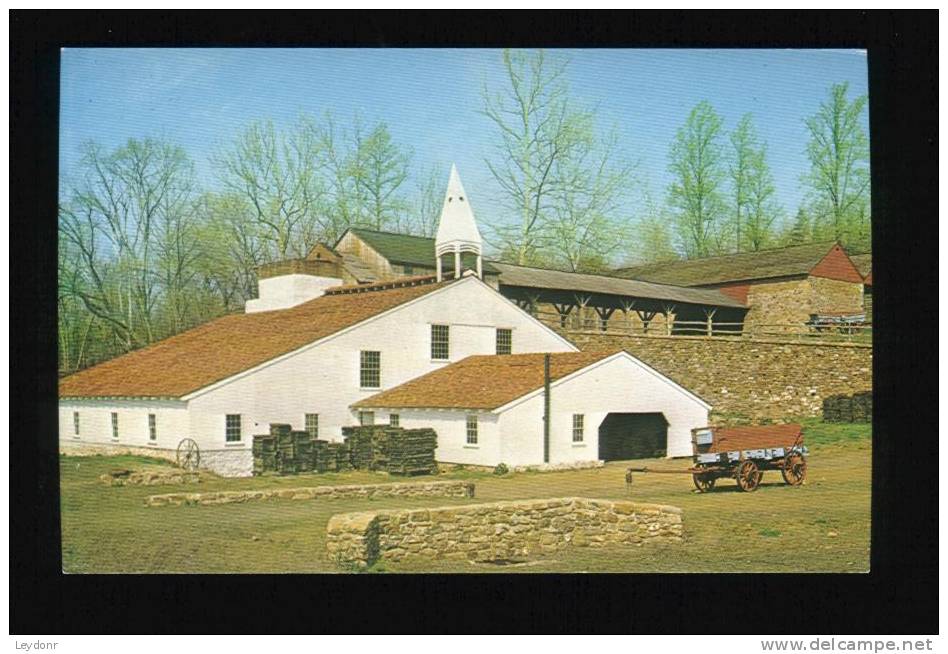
61 419 871 573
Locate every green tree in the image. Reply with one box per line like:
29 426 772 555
667 101 729 257
782 207 813 245
802 82 870 249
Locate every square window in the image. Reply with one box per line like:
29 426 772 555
466 414 478 445
496 328 512 355
225 414 242 442
73 412 80 437
359 411 375 426
572 414 585 443
389 414 400 427
111 412 119 440
360 350 381 388
305 413 319 439
431 324 450 360
148 414 157 441
404 264 414 276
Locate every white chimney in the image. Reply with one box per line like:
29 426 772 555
245 258 345 313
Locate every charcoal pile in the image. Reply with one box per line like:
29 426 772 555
823 391 872 423
386 428 438 475
253 423 437 476
343 425 438 475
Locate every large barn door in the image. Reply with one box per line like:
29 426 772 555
597 413 668 461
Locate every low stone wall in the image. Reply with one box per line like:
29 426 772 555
567 332 872 422
101 469 204 486
512 460 604 473
145 479 475 507
326 497 683 568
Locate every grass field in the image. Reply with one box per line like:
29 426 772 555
60 418 871 573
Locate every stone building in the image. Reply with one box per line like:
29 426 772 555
615 242 866 329
850 253 872 322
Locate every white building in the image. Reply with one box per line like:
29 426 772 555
58 166 711 476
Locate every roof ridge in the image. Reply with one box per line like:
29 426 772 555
617 241 838 271
349 226 435 241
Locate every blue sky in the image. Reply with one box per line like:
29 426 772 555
60 48 868 231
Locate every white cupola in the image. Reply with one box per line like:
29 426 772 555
435 164 483 281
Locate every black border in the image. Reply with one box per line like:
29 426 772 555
11 10 938 634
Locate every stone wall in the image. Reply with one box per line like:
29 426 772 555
567 333 872 422
741 275 864 328
326 497 683 568
59 440 253 478
145 479 475 507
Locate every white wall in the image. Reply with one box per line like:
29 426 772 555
498 353 710 463
386 410 500 466
58 399 189 452
246 274 343 313
186 277 576 451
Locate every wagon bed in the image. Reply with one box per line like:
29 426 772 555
627 423 808 493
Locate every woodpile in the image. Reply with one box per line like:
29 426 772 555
253 423 436 475
342 426 438 475
822 391 872 423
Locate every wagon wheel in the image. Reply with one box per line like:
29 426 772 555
692 472 716 493
736 460 762 492
781 453 807 486
176 438 200 471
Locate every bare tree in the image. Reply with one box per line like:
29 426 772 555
59 139 197 352
481 49 595 266
212 118 325 260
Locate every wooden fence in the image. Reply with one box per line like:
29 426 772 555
530 308 873 343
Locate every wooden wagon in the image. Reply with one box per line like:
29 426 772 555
627 423 808 493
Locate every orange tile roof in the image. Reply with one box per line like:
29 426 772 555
353 350 624 411
59 278 450 399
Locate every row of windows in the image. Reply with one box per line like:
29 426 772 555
72 411 159 442
360 327 514 388
71 410 581 447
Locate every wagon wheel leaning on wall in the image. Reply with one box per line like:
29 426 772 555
781 453 807 486
176 438 201 471
735 460 762 492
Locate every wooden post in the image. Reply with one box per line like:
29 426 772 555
543 354 551 464
704 307 717 337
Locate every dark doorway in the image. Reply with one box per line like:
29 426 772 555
598 413 668 461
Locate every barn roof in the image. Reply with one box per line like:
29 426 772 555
488 261 746 309
59 277 450 400
850 253 872 285
615 242 847 286
353 350 624 411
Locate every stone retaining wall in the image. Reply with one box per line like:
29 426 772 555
59 440 253 478
145 479 475 507
567 332 872 422
326 497 683 568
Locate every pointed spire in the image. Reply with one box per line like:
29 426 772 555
435 164 483 281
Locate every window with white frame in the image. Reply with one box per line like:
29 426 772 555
225 414 242 442
305 413 319 439
389 414 399 427
466 414 478 445
73 412 80 437
360 350 381 388
572 414 585 442
431 324 449 360
496 328 512 355
111 412 119 440
148 414 157 441
359 411 375 426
